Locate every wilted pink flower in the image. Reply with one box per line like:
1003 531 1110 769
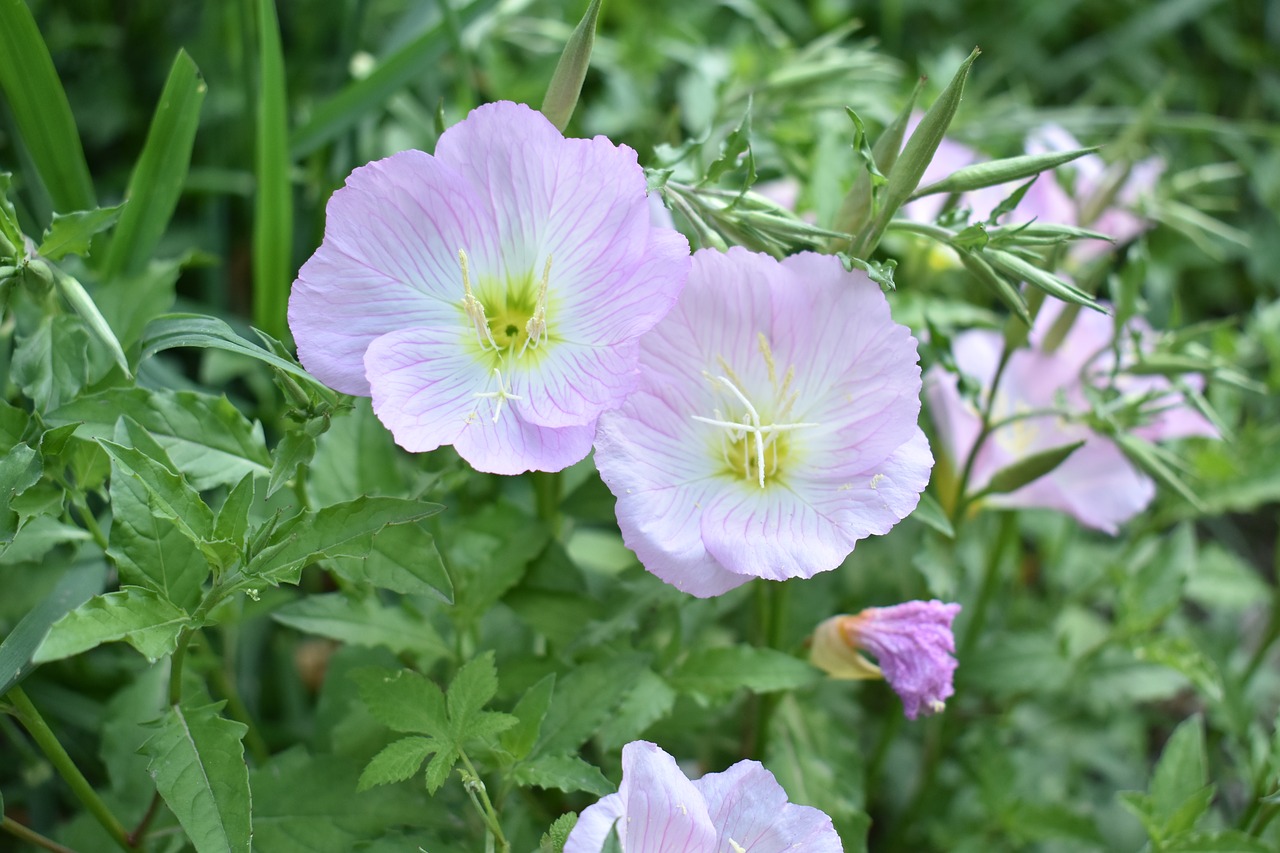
925 301 1217 532
593 248 933 598
810 600 961 719
289 101 690 474
565 741 842 853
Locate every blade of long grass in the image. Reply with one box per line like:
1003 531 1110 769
254 0 292 339
101 51 206 278
0 0 95 214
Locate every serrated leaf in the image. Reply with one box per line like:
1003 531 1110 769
0 442 42 543
246 496 442 586
447 652 499 733
142 702 251 853
34 586 190 663
670 646 820 697
0 559 105 696
351 667 448 735
267 429 315 498
357 736 439 791
37 204 125 260
100 431 215 542
423 744 461 794
597 669 676 752
535 656 648 756
273 593 448 660
502 673 556 760
214 473 257 548
49 387 271 490
515 754 613 796
540 813 578 853
975 441 1085 497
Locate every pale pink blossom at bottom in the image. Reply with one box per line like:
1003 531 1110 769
925 300 1217 533
564 741 842 853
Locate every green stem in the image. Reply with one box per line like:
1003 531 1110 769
1 817 81 853
67 493 109 552
960 511 1018 659
743 583 789 758
125 792 162 848
458 750 509 852
950 345 1016 529
7 688 137 853
532 471 562 535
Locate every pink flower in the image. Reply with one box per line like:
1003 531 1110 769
593 248 933 598
925 301 1217 532
810 600 961 720
288 101 690 474
564 741 842 853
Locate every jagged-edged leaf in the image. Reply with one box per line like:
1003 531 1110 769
356 736 439 791
536 655 648 756
330 521 453 602
34 586 189 663
351 667 448 735
514 754 613 796
540 813 578 853
142 702 251 853
37 204 124 260
501 673 556 760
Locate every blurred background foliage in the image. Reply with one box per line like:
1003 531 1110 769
2 1 1279 851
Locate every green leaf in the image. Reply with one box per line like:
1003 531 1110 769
535 655 648 756
0 399 30 451
0 559 105 696
214 473 257 548
45 262 131 376
540 0 603 132
142 702 251 853
540 813 578 853
330 522 453 602
1114 432 1206 510
245 496 443 586
356 736 439 791
266 429 315 498
351 667 448 735
601 824 624 853
974 441 1085 498
140 313 327 392
670 646 820 697
99 427 216 543
37 204 125 260
1150 715 1208 825
11 314 94 412
911 491 955 538
102 50 206 278
34 586 190 663
49 387 271 491
0 173 24 254
501 673 556 760
0 443 42 544
273 593 448 660
514 754 613 796
597 669 676 751
911 147 1098 198
447 652 500 733
1163 830 1274 852
704 100 756 187
0 0 95 212
253 0 292 339
957 249 1031 326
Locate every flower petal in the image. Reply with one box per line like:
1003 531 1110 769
290 150 498 395
696 760 843 853
509 339 641 429
453 406 595 475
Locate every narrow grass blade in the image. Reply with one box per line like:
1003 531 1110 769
102 50 207 278
253 0 292 339
0 0 96 212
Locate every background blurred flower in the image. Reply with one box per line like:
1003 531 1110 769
594 248 932 597
289 101 689 474
565 740 842 853
810 600 961 720
925 301 1217 532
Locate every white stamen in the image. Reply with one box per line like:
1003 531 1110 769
521 255 553 355
691 374 818 488
459 249 499 351
473 368 522 423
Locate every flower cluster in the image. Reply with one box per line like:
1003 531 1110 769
565 741 843 853
810 600 961 720
926 300 1218 532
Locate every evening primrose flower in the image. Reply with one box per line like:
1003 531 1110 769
810 601 961 720
564 741 842 853
288 101 690 474
593 248 933 598
925 301 1217 532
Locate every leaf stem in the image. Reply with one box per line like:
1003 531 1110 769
6 687 137 853
458 749 509 852
1 816 81 853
